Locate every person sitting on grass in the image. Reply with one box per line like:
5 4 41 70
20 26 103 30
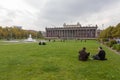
92 47 107 60
79 47 90 61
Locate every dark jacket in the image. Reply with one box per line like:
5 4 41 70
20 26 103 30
98 50 106 60
79 50 89 61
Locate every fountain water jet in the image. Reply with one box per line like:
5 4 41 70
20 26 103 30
24 34 36 42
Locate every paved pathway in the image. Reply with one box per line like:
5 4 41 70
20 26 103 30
101 44 120 55
107 47 120 55
103 44 120 55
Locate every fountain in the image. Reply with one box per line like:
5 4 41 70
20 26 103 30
24 34 36 42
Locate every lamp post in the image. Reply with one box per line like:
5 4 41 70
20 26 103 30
36 32 38 39
8 28 12 40
10 32 12 40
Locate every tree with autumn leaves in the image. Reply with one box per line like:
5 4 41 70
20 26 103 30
99 23 120 51
99 23 120 39
0 26 43 40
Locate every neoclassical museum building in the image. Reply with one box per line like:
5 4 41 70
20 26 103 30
46 22 99 39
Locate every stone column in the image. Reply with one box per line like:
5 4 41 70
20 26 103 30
85 29 87 39
71 30 72 38
75 30 77 38
65 30 67 39
64 30 66 38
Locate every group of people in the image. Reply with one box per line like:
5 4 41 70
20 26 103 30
78 47 107 61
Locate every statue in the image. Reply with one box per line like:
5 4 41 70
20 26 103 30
29 34 32 38
24 34 36 42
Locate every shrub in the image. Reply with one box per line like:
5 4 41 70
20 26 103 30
97 38 101 42
100 38 109 44
112 44 117 50
105 42 109 46
102 38 109 42
108 40 117 47
112 44 120 51
116 44 120 51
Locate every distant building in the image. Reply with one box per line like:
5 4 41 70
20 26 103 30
41 31 46 37
46 22 98 39
14 26 22 29
96 29 102 37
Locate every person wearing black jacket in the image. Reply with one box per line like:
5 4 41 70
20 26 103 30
93 47 107 60
79 47 90 61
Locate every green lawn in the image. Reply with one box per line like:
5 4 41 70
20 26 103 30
0 40 120 80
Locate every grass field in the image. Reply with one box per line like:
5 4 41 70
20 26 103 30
0 40 120 80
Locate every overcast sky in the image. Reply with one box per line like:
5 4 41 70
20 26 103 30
0 0 120 31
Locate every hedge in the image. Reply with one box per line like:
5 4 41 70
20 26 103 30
112 44 120 52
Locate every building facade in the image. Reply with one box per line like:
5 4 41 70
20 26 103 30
46 23 98 39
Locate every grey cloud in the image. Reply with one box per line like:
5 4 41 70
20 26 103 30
1 0 119 31
0 4 37 27
26 0 116 16
0 7 14 23
36 0 119 25
24 0 120 30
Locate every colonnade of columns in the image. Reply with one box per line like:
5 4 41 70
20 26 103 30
46 28 97 39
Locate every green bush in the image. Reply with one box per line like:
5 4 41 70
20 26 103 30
102 38 109 42
112 44 117 50
112 44 120 51
116 44 120 51
97 38 101 42
108 40 117 47
105 42 109 46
